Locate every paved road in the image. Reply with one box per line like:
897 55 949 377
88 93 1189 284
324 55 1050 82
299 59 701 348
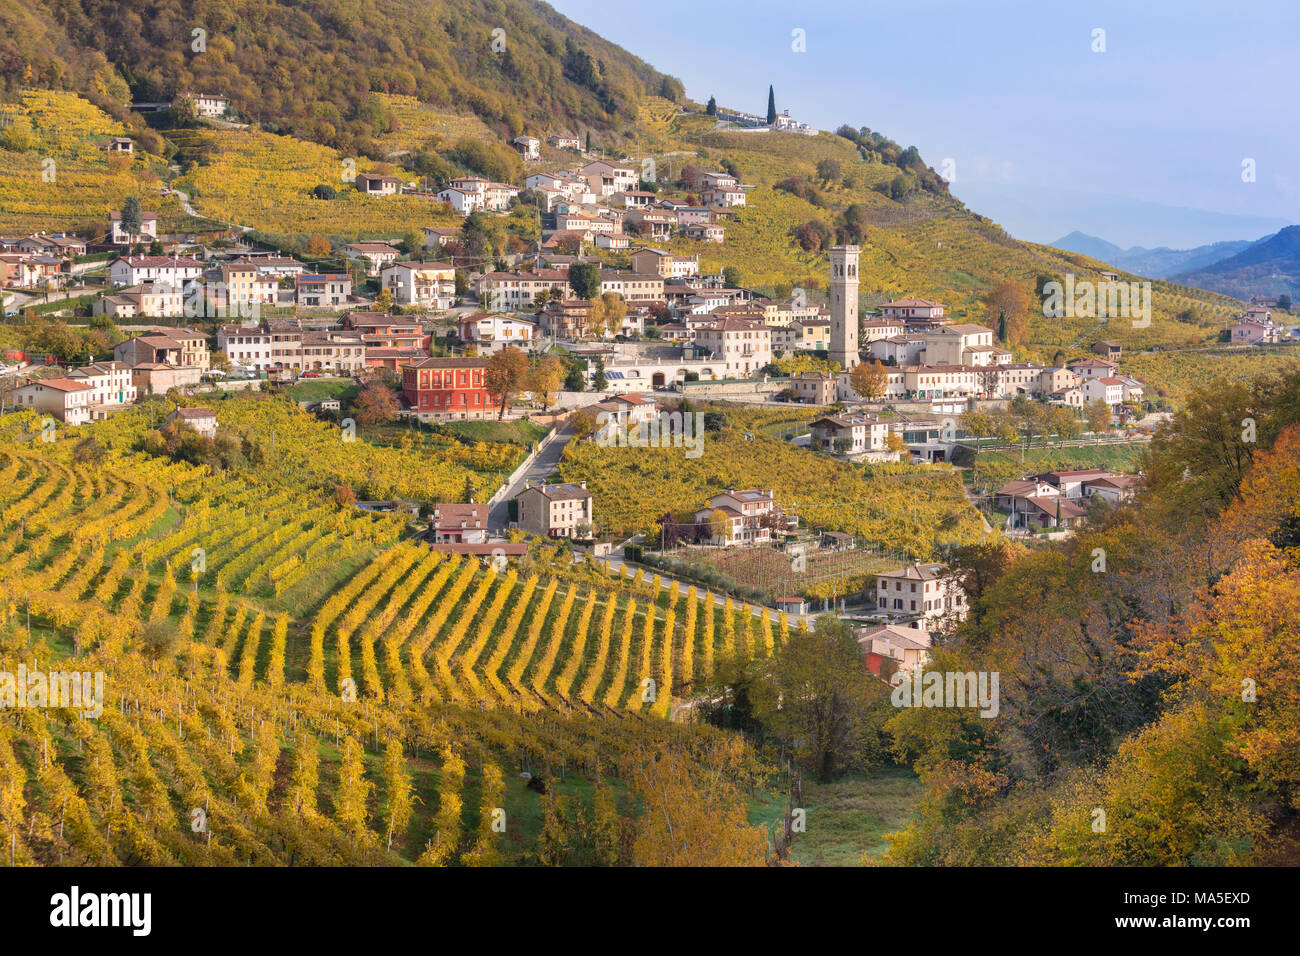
487 422 576 530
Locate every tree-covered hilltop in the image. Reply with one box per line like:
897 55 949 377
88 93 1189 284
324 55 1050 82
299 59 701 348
0 0 684 157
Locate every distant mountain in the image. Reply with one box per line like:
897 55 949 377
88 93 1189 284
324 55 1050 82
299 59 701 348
1172 225 1300 299
1051 231 1128 264
955 181 1292 249
1050 231 1262 279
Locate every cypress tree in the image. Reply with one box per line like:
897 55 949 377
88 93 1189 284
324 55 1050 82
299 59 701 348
766 85 777 124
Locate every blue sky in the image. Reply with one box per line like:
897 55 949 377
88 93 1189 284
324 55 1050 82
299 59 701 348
549 0 1297 248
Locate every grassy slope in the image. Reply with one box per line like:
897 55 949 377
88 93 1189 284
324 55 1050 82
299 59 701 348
787 767 923 866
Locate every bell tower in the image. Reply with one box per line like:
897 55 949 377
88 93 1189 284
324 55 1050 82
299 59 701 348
829 245 860 369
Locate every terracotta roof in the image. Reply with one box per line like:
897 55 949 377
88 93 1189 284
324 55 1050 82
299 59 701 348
1022 495 1086 519
23 377 91 392
855 623 933 652
429 503 489 530
405 356 488 369
115 256 201 268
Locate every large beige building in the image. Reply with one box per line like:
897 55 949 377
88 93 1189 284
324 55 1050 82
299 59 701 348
518 481 594 538
922 324 998 366
10 378 94 425
114 330 210 369
693 316 771 378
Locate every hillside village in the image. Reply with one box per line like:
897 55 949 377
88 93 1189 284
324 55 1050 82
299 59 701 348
0 13 1297 879
0 90 1227 587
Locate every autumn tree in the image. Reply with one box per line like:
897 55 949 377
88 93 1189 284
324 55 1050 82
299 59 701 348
849 359 887 401
816 158 843 184
485 346 530 420
353 382 399 426
528 354 564 409
588 292 626 337
460 763 505 867
705 508 731 543
1085 399 1112 439
751 615 881 781
71 436 105 466
983 281 1031 346
962 409 994 437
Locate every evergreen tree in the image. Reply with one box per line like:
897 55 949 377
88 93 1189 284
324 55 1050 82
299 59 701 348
120 195 142 243
706 96 717 116
766 85 777 124
997 310 1008 343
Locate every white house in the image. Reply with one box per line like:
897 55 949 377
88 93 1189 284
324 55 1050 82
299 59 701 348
175 93 229 118
1068 358 1120 381
109 256 203 288
880 298 946 323
1082 376 1126 407
701 185 746 208
381 261 456 311
341 243 400 275
579 160 638 198
694 489 777 547
354 173 400 196
110 210 158 245
437 187 483 216
512 136 540 161
455 312 540 351
809 414 890 456
66 361 137 416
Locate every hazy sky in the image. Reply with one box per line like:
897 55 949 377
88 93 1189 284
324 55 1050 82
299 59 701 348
548 0 1297 247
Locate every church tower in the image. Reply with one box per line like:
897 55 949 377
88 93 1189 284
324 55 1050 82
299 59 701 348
829 245 860 369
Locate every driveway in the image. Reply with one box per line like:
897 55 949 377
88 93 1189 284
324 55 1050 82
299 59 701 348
487 422 576 530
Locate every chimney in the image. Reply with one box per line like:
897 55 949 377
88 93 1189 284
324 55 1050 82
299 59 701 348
579 481 586 489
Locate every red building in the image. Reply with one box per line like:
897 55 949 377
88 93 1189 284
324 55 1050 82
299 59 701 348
401 357 501 421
